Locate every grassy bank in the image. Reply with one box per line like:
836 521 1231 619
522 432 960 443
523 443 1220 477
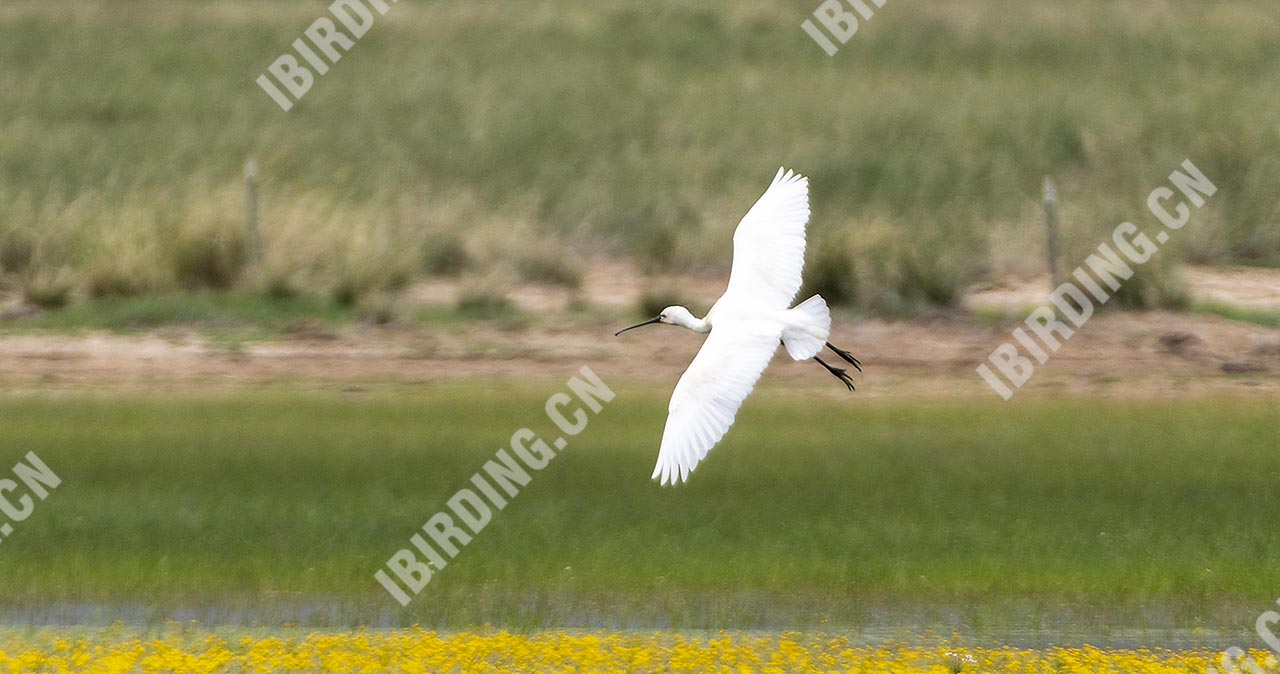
1 1 1278 312
0 388 1276 630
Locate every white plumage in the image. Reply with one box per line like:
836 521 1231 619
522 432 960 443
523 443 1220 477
720 168 812 311
615 167 859 485
654 320 780 485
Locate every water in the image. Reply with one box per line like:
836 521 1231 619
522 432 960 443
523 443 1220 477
0 596 1262 650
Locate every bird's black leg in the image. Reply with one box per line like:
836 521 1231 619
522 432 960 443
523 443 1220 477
825 342 862 373
814 355 855 391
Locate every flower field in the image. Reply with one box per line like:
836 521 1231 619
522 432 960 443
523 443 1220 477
0 628 1269 674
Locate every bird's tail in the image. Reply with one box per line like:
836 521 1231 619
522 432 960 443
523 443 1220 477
782 294 831 361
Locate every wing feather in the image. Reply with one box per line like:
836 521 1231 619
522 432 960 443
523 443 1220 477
652 323 780 485
719 167 811 311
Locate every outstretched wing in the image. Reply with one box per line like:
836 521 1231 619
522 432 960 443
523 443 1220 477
653 322 780 485
719 167 811 311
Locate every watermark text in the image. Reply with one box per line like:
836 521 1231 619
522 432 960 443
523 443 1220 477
374 366 614 606
977 159 1217 399
0 451 61 545
256 0 399 111
1208 597 1280 674
802 0 890 56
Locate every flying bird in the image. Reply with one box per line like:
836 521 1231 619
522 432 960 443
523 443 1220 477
615 168 861 485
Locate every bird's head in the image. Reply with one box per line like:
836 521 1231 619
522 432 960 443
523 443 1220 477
615 306 702 336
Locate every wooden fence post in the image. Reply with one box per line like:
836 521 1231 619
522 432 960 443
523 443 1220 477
1042 175 1060 289
245 159 263 267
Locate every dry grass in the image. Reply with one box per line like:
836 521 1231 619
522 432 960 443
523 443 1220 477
0 0 1276 317
455 272 514 318
20 266 76 309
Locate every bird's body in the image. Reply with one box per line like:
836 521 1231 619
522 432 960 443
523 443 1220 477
615 168 860 485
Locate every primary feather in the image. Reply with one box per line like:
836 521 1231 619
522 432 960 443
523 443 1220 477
652 321 781 485
719 167 811 311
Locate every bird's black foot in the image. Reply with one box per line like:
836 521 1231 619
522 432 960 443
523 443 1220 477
825 341 862 373
814 355 855 391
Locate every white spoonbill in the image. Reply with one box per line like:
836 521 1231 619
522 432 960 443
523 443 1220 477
615 167 861 485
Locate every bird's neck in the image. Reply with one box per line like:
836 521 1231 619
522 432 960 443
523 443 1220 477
676 315 711 334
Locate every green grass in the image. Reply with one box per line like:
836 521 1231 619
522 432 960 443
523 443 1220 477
0 388 1276 631
1194 300 1280 329
1 1 1278 308
970 305 1029 328
0 292 355 335
0 291 548 335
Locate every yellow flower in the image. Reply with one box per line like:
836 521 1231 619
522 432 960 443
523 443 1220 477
0 626 1256 674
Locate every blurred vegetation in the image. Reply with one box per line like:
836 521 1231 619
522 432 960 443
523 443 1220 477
0 1 1277 317
455 273 515 319
1194 300 1280 329
636 282 687 318
0 292 354 335
0 389 1277 628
